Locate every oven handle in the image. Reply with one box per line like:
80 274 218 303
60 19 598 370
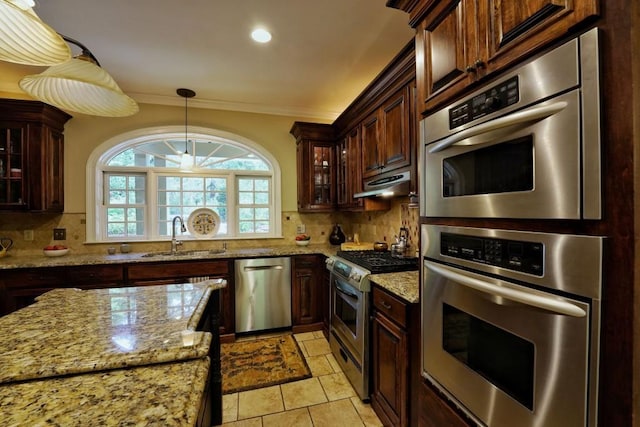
427 101 568 153
334 280 359 301
425 261 586 317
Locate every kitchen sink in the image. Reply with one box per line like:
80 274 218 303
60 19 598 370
141 249 226 258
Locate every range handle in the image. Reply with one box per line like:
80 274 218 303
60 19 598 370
425 260 586 317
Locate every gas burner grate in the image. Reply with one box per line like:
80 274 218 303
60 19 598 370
336 250 418 274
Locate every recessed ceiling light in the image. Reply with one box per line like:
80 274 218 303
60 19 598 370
251 28 272 43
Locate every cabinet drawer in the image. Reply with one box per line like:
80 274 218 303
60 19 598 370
127 260 229 281
373 286 408 328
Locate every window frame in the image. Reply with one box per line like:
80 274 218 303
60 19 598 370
86 126 282 243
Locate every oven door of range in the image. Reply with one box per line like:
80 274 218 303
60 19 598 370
422 260 594 427
330 273 366 361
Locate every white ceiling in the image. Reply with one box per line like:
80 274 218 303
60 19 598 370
1 0 414 121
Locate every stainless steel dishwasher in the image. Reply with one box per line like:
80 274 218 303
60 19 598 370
234 257 291 333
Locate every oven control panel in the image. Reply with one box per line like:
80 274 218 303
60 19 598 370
449 76 520 129
441 232 543 276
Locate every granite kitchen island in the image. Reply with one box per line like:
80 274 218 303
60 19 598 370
0 279 226 426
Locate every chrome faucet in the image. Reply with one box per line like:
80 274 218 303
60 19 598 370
171 215 186 254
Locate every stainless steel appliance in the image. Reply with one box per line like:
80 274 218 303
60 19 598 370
421 28 601 219
326 250 418 400
421 225 604 427
235 257 291 334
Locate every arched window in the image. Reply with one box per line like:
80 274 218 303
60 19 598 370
86 126 282 242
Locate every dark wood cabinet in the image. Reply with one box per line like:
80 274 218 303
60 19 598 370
418 380 475 427
372 305 408 426
290 122 336 212
390 0 599 115
371 285 419 427
362 86 412 179
337 127 362 210
291 254 324 333
0 99 71 212
0 264 124 315
337 126 391 212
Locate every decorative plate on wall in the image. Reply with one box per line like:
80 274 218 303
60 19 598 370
187 208 220 238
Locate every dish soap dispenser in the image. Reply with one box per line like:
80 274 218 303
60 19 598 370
329 224 346 245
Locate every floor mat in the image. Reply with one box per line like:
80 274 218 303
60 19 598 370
221 334 312 394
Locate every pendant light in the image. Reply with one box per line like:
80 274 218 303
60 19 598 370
177 88 196 170
19 35 139 117
0 0 70 65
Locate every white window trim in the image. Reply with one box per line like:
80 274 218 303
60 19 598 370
86 125 282 243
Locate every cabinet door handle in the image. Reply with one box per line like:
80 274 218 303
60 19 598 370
474 59 485 69
381 301 392 310
465 64 477 73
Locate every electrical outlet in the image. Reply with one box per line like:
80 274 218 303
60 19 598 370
24 230 34 241
53 228 66 240
296 224 306 234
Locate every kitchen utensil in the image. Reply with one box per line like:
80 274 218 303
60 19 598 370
0 237 12 258
373 242 388 251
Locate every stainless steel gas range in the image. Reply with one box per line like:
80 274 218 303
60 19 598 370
325 250 418 400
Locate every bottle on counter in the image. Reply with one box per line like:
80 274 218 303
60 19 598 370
329 224 346 245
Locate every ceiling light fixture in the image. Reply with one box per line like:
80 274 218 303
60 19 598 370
18 35 139 117
251 28 272 43
177 88 196 170
0 0 70 65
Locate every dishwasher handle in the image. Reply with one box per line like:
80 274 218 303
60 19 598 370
243 265 284 272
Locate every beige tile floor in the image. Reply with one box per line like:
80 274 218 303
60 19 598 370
217 331 382 426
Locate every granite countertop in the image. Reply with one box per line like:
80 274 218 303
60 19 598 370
0 358 209 427
0 280 225 426
0 244 338 270
0 279 226 384
369 270 420 303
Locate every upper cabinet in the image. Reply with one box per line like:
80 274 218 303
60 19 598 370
290 42 416 213
0 99 71 212
290 122 336 212
361 86 412 179
389 0 600 115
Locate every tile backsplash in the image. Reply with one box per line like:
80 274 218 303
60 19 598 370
0 197 418 257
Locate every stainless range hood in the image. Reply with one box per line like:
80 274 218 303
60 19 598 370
354 170 411 198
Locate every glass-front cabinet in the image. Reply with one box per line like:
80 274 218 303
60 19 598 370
290 122 336 212
0 127 24 206
0 99 71 212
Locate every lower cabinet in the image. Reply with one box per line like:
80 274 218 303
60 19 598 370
291 254 325 333
371 285 420 427
0 264 125 315
418 380 476 427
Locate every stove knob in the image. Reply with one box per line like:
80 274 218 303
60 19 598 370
351 273 362 282
326 258 334 267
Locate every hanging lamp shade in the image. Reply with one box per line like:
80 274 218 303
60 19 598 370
19 55 139 117
0 0 70 65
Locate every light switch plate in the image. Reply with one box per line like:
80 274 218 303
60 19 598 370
296 224 306 234
24 230 34 241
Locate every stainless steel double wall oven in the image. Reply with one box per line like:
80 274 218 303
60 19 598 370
420 29 604 427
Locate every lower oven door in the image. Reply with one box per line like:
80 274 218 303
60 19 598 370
422 260 595 427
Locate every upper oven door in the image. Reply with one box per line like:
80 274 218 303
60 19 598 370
422 259 593 427
424 90 583 219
